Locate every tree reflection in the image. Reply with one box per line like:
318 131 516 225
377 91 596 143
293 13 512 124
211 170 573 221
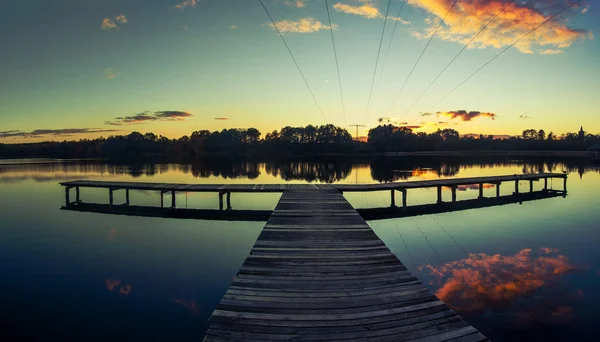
265 161 352 183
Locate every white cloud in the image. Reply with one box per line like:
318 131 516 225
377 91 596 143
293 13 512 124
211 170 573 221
333 1 381 19
285 0 307 8
266 18 335 33
582 5 589 14
104 68 118 79
175 0 197 10
230 25 237 29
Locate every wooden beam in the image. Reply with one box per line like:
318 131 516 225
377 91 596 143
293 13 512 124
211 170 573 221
109 189 114 206
529 180 534 193
496 183 501 198
65 187 70 207
219 192 224 211
478 183 484 199
514 180 519 195
437 186 442 203
226 192 232 210
76 186 80 203
125 189 130 205
544 178 548 190
402 190 407 208
451 186 457 202
171 190 176 208
160 191 164 208
390 190 396 208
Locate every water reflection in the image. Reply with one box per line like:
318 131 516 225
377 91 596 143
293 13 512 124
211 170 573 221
105 279 132 296
1 157 599 184
421 248 579 324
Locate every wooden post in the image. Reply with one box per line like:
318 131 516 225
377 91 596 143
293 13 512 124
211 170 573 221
109 189 114 206
544 178 548 190
171 191 176 208
160 191 164 208
219 192 224 211
451 186 457 202
125 189 130 205
390 190 396 208
496 183 501 198
76 187 80 203
437 186 442 203
401 190 407 209
514 180 519 195
478 183 484 199
226 192 232 210
529 180 534 193
65 187 70 207
563 176 567 193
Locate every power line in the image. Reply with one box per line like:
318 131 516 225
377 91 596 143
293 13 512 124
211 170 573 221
428 0 582 111
325 0 347 126
363 0 393 124
379 0 408 81
402 0 515 118
386 0 460 116
258 0 328 123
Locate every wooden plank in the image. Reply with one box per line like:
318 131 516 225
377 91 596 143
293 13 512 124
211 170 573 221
203 189 485 341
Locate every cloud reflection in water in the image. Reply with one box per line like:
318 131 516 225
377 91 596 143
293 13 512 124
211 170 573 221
421 248 579 323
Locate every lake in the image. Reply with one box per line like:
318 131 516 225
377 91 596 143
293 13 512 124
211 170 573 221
1 157 598 341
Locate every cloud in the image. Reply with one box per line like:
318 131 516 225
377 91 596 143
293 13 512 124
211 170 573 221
101 18 117 30
421 112 434 117
437 110 496 121
102 14 128 30
333 1 381 19
175 0 197 10
266 18 335 33
115 14 127 24
519 115 531 120
0 128 119 139
285 0 307 8
582 5 589 14
407 0 590 54
230 25 237 29
214 117 229 120
421 247 577 316
541 49 564 55
105 111 193 125
104 68 118 79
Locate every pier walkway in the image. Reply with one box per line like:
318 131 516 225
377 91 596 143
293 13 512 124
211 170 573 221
203 189 487 341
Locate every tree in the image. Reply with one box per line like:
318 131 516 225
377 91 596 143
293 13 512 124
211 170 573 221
537 129 546 141
522 129 538 140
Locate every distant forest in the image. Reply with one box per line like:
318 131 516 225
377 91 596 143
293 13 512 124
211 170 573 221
0 124 598 159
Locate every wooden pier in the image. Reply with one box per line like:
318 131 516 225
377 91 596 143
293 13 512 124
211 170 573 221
58 173 569 341
204 189 487 341
60 173 567 210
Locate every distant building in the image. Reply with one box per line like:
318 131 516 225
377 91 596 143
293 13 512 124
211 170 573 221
588 143 600 160
579 126 585 141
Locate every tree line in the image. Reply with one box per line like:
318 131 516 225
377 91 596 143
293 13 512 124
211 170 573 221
0 125 598 159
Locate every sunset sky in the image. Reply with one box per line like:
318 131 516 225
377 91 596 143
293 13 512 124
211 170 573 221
1 0 598 142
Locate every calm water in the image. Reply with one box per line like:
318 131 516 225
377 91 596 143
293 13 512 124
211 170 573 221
1 158 599 341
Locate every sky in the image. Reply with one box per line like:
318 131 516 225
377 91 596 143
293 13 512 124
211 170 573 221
0 0 598 143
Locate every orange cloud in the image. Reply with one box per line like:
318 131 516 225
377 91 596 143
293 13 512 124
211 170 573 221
266 18 335 33
421 247 576 313
101 18 117 30
437 110 496 121
408 0 589 54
